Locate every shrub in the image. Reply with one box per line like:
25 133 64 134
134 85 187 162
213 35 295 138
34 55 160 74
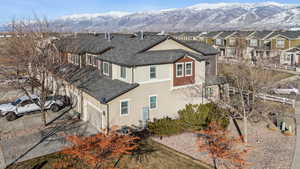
147 103 230 136
147 117 184 136
178 103 229 130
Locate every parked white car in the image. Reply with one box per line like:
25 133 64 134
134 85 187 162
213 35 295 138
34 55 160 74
272 86 300 95
0 95 65 121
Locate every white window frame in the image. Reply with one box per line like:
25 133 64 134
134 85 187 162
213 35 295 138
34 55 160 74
185 62 193 76
120 99 130 116
150 66 156 79
86 54 92 65
276 40 285 48
216 39 222 45
74 55 80 65
149 95 158 110
97 60 101 70
120 66 126 79
176 63 184 77
103 62 109 76
250 39 258 47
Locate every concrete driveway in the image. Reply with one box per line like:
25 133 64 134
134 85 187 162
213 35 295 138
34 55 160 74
0 107 98 169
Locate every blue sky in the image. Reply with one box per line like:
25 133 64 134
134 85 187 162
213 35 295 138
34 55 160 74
0 0 300 23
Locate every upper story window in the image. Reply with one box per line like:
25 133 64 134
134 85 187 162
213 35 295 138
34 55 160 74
120 66 126 79
185 62 193 76
176 63 184 77
71 54 80 65
250 39 258 47
229 39 236 46
150 66 156 79
86 54 97 66
276 40 285 48
215 39 222 45
120 100 129 115
149 95 157 110
103 62 109 76
284 54 292 61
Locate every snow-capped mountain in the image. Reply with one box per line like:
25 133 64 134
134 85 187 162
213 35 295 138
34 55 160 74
51 2 300 32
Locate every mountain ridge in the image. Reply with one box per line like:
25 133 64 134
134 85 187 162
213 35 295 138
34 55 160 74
2 2 300 32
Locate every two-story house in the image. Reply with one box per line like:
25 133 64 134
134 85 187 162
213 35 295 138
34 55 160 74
269 31 300 66
52 33 226 131
245 30 274 62
213 31 237 58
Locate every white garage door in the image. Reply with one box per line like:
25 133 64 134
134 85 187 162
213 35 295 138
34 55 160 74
84 102 102 131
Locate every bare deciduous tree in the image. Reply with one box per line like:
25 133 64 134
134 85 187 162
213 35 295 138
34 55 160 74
0 17 65 125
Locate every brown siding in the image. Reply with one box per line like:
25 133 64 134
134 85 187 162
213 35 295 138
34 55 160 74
173 57 195 87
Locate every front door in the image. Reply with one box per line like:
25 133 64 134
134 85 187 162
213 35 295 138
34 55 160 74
141 107 149 128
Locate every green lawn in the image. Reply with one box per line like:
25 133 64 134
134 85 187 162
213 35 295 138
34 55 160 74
8 139 210 169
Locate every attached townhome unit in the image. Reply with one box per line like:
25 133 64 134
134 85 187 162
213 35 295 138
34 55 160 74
246 30 274 62
281 46 300 65
212 31 241 59
198 31 223 46
52 33 227 131
269 31 300 66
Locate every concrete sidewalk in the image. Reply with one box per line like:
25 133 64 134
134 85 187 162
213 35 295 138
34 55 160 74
291 101 300 169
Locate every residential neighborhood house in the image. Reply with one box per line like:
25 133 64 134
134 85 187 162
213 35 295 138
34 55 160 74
50 33 227 131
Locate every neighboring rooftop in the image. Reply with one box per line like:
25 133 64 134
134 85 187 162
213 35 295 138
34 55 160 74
250 31 273 39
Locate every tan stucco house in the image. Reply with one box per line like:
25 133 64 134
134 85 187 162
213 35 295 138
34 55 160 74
52 33 227 131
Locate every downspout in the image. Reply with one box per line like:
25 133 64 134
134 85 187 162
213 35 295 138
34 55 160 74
106 103 110 132
132 66 135 84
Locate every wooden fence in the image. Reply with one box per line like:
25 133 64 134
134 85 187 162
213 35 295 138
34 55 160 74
229 87 296 108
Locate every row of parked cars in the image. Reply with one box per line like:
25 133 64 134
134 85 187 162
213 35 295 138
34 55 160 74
0 95 69 121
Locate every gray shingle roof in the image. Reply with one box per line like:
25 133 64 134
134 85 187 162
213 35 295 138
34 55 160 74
200 31 222 38
131 49 206 66
53 64 138 103
217 31 236 39
250 31 273 39
286 46 300 53
56 34 217 67
233 31 255 37
278 31 300 39
181 40 219 55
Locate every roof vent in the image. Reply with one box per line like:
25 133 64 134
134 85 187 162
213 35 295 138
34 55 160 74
104 32 108 39
107 32 111 41
140 30 144 40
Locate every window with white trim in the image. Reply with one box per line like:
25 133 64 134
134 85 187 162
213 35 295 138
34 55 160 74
206 87 214 98
276 40 285 48
103 62 109 76
149 95 157 109
250 39 258 47
216 39 222 45
176 63 184 77
120 100 129 115
150 66 156 79
120 66 126 79
86 54 98 67
86 54 92 65
185 62 193 76
73 54 80 65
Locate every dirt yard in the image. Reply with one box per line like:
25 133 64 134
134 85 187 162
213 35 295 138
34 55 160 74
153 120 296 169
